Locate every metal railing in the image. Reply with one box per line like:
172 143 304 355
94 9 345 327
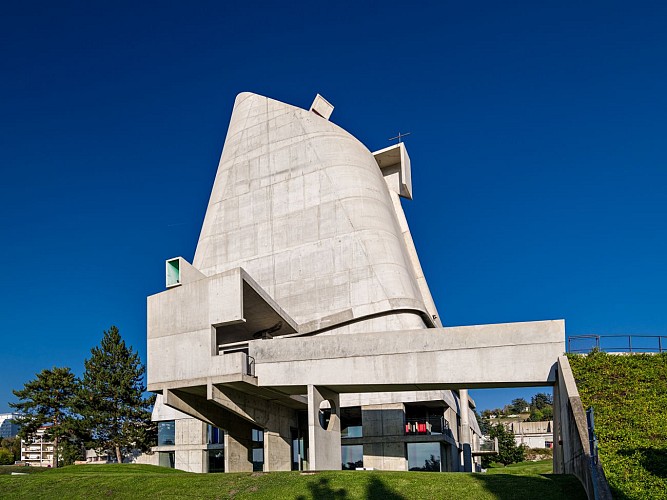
586 407 599 465
568 334 667 354
246 354 256 376
405 416 449 435
478 437 499 453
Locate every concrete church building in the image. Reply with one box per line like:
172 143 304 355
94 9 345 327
146 92 563 474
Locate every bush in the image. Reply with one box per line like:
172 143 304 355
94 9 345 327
0 448 15 465
524 447 553 461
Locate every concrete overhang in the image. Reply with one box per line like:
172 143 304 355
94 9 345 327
147 266 298 392
373 142 412 199
215 270 298 348
249 320 565 394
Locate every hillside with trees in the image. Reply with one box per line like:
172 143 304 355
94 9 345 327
480 393 553 422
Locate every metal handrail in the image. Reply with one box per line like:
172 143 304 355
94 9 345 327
246 355 256 376
568 334 667 354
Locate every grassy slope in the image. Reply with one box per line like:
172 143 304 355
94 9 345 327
568 352 667 500
0 463 585 500
485 459 553 475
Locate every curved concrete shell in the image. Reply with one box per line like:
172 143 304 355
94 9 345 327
193 92 433 334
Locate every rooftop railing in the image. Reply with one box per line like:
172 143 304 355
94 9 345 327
568 335 667 354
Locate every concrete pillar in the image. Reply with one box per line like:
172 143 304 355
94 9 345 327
264 430 292 471
224 419 254 472
553 380 564 474
362 403 407 470
307 385 341 470
225 424 252 472
459 389 473 472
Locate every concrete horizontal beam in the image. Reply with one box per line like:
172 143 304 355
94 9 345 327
251 320 564 393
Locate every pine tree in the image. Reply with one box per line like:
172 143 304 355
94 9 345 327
10 367 79 467
79 326 155 463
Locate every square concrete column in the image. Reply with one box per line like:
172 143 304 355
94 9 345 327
459 389 473 472
224 419 254 472
553 376 564 474
307 385 341 470
264 430 292 471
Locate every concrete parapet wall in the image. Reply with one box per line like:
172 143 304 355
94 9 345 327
554 356 612 500
252 320 564 391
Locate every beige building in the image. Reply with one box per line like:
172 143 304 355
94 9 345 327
20 426 54 467
505 420 554 449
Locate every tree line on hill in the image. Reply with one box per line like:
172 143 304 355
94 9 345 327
9 326 155 467
480 392 553 422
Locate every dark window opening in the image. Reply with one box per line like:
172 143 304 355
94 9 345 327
341 407 363 438
208 449 224 473
157 421 175 446
251 428 264 472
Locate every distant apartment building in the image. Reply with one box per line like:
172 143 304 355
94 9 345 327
504 420 554 449
0 413 21 438
20 426 54 467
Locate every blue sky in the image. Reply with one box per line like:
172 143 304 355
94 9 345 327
2 1 667 413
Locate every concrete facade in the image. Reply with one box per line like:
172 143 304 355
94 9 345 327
504 420 554 448
147 92 566 475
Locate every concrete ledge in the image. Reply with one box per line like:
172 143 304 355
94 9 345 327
251 320 565 392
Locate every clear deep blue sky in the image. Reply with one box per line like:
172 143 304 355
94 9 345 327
2 1 667 413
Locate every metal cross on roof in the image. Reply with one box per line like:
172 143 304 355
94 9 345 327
388 132 411 143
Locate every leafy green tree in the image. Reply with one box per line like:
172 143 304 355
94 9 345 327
0 448 14 465
474 409 490 435
508 398 529 414
0 437 20 462
79 326 155 463
483 423 526 467
527 392 554 421
531 392 553 410
10 367 79 468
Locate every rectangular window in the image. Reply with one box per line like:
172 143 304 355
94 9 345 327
157 421 175 446
207 425 224 444
341 445 363 470
251 428 264 472
208 449 224 473
158 451 175 468
407 442 442 472
341 407 363 438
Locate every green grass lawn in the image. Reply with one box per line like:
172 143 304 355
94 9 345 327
569 352 667 500
0 463 585 500
485 459 553 475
